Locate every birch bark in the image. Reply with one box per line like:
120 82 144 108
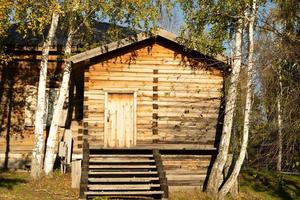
277 70 283 171
219 1 257 197
31 12 59 179
44 28 73 174
206 17 243 197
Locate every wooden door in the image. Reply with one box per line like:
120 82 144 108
104 93 136 147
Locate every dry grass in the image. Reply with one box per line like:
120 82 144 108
0 170 78 200
168 189 265 200
1 169 298 200
169 189 212 200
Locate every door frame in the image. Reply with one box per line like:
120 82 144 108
103 88 138 147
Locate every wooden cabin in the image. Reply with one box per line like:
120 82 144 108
0 29 228 199
68 30 227 199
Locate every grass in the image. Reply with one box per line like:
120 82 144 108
169 189 212 200
0 168 299 200
0 170 78 200
168 168 300 200
239 168 300 200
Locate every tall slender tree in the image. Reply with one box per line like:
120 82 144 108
44 24 72 175
179 1 262 198
31 11 60 179
219 0 257 197
44 0 84 175
44 0 171 174
206 17 244 198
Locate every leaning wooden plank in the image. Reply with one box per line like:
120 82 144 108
71 160 81 188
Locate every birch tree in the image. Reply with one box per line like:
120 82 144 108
179 0 261 198
206 17 244 198
43 0 171 174
44 0 84 175
31 11 59 179
218 1 257 197
178 1 248 197
276 69 283 171
12 0 62 179
44 26 72 175
256 0 300 171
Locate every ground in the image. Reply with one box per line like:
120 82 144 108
0 169 299 200
239 168 300 200
0 170 78 200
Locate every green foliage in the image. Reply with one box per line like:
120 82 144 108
13 0 61 37
177 0 249 56
0 0 14 63
243 0 300 171
0 0 13 37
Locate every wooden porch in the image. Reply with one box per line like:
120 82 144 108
79 140 217 200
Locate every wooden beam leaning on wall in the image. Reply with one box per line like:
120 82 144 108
153 149 169 199
79 139 89 199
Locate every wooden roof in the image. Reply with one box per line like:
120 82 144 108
67 29 228 69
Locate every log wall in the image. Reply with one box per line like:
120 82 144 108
0 48 81 168
84 42 224 148
161 154 211 191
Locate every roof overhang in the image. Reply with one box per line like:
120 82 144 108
67 28 228 69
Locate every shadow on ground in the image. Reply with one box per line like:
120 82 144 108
0 170 27 190
240 168 300 200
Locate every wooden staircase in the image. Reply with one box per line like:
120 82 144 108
80 147 168 200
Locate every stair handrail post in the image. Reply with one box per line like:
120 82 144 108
79 138 89 199
153 149 169 199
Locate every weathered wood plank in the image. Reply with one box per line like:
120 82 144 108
83 43 223 146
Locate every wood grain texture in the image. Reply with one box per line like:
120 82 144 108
84 43 224 147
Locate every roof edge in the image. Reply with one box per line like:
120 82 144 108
67 28 228 66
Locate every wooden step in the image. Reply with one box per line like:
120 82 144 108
89 171 158 175
88 177 159 182
89 154 153 158
89 165 156 169
88 184 161 190
85 190 164 196
89 159 155 163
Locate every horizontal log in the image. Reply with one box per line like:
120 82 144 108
89 76 223 84
88 71 222 80
87 68 221 76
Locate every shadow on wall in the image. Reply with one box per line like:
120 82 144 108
0 58 64 169
0 58 84 169
0 63 17 170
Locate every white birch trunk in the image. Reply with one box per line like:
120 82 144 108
44 28 73 174
31 12 59 179
206 17 243 197
277 70 283 171
219 1 257 197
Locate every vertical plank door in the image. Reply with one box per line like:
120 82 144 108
105 93 136 147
